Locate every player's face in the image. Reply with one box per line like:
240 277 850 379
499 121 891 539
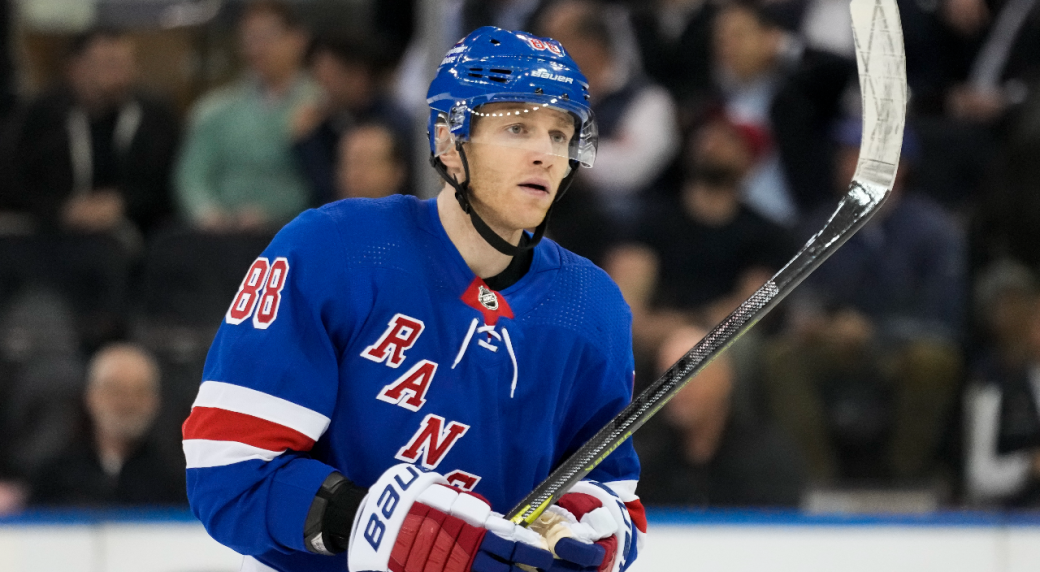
463 103 576 232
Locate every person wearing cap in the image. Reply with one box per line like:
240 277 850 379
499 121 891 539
762 117 967 485
182 26 644 572
604 112 794 367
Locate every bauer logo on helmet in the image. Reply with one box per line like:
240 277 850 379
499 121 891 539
532 69 574 83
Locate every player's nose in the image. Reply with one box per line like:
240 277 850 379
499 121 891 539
529 136 558 165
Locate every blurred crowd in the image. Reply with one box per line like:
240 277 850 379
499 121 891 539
0 0 1038 515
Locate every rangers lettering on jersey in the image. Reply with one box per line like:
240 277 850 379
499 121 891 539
361 313 426 368
376 360 438 411
395 413 469 469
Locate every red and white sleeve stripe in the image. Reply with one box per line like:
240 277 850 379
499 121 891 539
182 381 331 469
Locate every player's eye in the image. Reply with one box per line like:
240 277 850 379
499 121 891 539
550 131 569 144
506 124 526 135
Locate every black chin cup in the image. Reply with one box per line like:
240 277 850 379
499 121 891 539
430 142 578 257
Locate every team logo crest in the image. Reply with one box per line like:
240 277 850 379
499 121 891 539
461 278 513 325
478 286 499 311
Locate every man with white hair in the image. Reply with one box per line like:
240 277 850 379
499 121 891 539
29 343 186 506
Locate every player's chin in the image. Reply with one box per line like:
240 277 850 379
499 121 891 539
512 204 551 230
514 188 554 211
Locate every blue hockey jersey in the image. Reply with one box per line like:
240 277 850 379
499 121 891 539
182 195 643 572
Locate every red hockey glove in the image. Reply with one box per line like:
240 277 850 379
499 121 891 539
348 463 554 572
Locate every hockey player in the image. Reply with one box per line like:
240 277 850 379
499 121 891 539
182 27 646 572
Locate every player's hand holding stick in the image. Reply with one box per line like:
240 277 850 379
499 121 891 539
347 464 556 572
527 481 635 572
510 0 909 538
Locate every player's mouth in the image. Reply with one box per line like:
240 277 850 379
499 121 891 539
518 178 551 194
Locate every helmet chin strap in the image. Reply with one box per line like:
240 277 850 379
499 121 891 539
430 141 578 257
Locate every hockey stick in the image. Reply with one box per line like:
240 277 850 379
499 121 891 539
508 0 908 526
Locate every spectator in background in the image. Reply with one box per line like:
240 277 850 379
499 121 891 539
605 112 792 365
175 0 319 232
967 63 1040 278
535 0 681 234
334 122 408 200
636 323 807 506
0 289 85 514
766 15 857 218
903 0 1040 213
292 35 410 205
709 0 796 226
29 343 186 507
711 0 856 225
763 118 966 485
964 260 1040 507
928 0 1040 124
968 259 1039 376
2 27 179 242
0 27 176 350
627 0 720 125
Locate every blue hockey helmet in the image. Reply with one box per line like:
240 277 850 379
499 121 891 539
426 26 598 168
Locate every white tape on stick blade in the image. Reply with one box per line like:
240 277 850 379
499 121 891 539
851 0 908 189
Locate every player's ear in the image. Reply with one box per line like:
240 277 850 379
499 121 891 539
435 124 465 177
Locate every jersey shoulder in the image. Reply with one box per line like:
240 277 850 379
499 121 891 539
263 195 420 263
312 195 426 272
526 240 632 348
316 193 419 231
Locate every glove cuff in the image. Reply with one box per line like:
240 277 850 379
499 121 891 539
304 472 368 555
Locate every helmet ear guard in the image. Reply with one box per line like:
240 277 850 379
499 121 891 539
430 113 457 160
